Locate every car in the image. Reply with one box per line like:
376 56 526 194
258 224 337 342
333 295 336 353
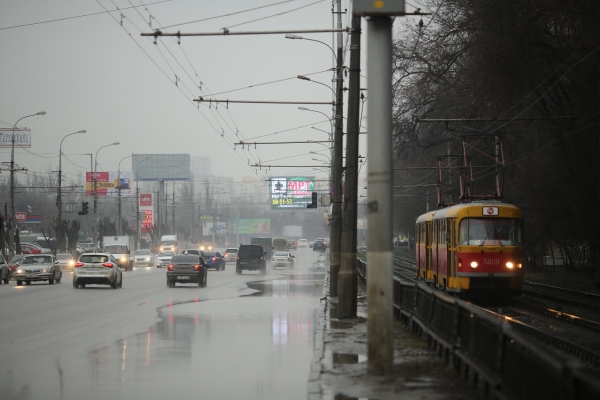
203 251 225 270
166 254 207 288
198 243 214 251
236 244 266 275
0 255 9 284
134 249 154 267
287 240 298 251
298 239 309 248
156 250 176 268
313 238 327 251
15 255 62 286
73 253 123 289
56 254 76 271
223 248 238 263
8 255 24 278
271 251 294 269
19 243 42 254
309 241 314 248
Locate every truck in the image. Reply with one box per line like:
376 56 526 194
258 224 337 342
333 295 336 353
160 235 178 252
103 236 135 271
283 225 303 239
250 237 273 258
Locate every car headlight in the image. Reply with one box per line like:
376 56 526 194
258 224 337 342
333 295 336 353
42 268 49 273
68 260 75 265
506 262 514 269
470 261 478 268
17 269 23 274
120 257 127 262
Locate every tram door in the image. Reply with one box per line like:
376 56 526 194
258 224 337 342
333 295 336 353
447 219 456 289
426 222 433 281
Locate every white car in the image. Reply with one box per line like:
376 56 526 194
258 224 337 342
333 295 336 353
271 251 294 269
223 248 238 263
298 239 309 248
56 254 76 271
156 251 175 268
133 249 154 267
73 253 122 289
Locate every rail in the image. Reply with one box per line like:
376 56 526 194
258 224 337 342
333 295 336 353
356 256 600 400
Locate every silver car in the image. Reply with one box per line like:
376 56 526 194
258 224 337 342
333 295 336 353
73 253 123 289
133 249 154 267
15 255 62 286
56 254 76 271
271 251 294 269
156 251 175 268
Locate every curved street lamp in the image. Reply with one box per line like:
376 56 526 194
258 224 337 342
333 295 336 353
93 142 120 252
58 129 86 252
8 111 46 259
117 154 135 235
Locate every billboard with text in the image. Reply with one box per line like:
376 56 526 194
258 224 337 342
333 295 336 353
229 218 271 234
270 177 314 209
0 129 31 148
86 172 133 197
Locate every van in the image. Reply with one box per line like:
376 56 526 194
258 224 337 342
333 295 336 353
272 237 288 252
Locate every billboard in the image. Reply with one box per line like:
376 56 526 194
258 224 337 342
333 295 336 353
0 129 31 148
132 154 190 181
229 218 271 234
139 193 152 206
86 172 133 197
270 177 315 209
141 210 153 233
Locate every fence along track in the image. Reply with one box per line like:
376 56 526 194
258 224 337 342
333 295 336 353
356 254 600 399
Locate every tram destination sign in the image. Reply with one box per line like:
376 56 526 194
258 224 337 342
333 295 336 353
270 177 315 210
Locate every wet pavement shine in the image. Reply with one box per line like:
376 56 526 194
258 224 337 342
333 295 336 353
0 249 327 400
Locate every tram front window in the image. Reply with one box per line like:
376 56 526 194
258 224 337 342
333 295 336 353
458 218 522 246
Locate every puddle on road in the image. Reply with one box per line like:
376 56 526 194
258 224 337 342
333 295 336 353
50 271 326 400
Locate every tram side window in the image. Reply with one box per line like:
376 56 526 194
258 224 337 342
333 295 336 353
458 218 522 246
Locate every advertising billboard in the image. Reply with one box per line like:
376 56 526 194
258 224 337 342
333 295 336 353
141 210 153 233
229 218 271 234
270 177 315 209
139 193 152 206
86 172 133 197
132 154 190 181
0 129 31 148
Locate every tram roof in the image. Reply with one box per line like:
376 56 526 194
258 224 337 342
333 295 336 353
416 201 522 223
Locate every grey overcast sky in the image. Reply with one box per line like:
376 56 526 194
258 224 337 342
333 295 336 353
0 0 417 187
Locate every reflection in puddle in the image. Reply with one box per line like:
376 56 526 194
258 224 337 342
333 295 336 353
77 273 325 400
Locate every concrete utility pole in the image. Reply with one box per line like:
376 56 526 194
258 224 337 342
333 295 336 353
330 0 344 297
338 15 361 318
117 154 133 236
365 16 395 375
8 111 45 259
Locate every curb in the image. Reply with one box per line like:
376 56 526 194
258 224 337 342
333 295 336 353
307 271 329 400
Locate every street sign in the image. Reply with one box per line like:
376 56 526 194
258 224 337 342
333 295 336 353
15 212 26 222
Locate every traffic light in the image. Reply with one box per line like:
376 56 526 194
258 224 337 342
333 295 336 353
78 201 89 215
307 192 318 208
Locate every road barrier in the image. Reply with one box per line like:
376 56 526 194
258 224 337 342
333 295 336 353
356 258 600 400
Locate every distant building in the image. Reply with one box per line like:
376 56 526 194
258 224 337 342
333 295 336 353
190 155 211 177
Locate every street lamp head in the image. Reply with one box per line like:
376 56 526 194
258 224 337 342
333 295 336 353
36 111 46 115
285 34 302 39
112 142 120 145
298 107 309 111
77 130 86 133
297 75 311 81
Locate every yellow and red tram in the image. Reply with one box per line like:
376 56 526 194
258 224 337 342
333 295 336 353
415 201 524 295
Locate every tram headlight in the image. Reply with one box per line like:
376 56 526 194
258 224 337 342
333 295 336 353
518 263 522 269
506 262 514 269
470 261 478 268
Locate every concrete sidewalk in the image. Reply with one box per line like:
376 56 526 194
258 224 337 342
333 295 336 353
308 271 485 400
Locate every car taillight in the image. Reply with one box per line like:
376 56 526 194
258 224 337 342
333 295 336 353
194 264 201 271
75 262 84 268
237 256 240 260
167 264 173 271
212 257 217 261
102 262 113 268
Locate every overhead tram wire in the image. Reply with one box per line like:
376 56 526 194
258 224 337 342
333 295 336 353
221 0 325 30
96 1 264 178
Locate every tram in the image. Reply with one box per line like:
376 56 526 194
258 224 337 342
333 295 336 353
415 201 525 296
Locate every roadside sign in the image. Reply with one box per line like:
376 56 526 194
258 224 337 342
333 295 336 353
15 212 26 222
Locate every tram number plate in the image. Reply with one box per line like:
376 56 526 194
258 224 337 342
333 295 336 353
488 273 495 277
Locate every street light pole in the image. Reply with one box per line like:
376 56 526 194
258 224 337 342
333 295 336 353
8 111 46 259
134 155 153 249
58 130 85 253
117 154 134 236
94 142 120 252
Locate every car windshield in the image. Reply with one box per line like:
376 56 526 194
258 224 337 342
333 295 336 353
171 255 199 263
56 254 72 260
161 241 176 246
239 245 263 256
22 256 53 264
159 251 175 257
274 252 289 257
204 252 217 257
299 240 307 243
459 218 522 246
105 245 127 253
135 250 151 255
79 255 109 263
10 256 23 263
225 248 238 253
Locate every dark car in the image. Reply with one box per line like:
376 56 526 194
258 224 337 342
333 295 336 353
15 255 62 286
203 251 225 270
236 245 266 275
167 254 207 288
0 255 10 284
313 238 327 251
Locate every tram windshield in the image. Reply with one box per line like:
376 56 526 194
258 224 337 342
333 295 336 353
458 218 522 246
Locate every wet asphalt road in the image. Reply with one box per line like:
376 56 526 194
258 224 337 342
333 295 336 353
0 248 326 400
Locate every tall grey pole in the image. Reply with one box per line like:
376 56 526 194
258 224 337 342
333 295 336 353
330 0 344 297
136 184 140 248
94 142 119 252
366 16 394 375
338 15 361 318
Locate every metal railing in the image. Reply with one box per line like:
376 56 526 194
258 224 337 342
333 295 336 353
357 257 600 400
